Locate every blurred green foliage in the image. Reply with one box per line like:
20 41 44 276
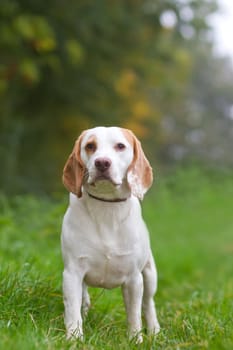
2 0 232 194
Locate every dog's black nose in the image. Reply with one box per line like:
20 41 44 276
95 158 112 172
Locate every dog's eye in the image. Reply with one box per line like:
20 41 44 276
115 143 126 151
85 142 96 152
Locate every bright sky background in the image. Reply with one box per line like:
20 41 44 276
210 0 233 58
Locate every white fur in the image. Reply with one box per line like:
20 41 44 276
61 127 160 342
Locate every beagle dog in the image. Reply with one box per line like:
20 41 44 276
61 126 160 342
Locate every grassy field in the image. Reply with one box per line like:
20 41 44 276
0 168 232 349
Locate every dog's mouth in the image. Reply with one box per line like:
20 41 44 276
85 168 122 187
89 175 121 187
84 170 129 201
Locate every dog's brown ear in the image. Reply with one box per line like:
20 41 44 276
122 129 153 200
62 132 86 197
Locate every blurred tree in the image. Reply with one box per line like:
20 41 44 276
0 0 220 193
162 44 233 166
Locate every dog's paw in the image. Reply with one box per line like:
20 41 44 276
148 322 160 336
129 330 143 344
66 328 84 341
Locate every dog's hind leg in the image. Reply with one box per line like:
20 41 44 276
82 282 91 317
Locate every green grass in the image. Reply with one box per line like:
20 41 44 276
0 168 232 349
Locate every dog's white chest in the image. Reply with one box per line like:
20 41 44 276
83 246 135 288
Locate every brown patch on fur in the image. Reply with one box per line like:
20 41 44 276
121 128 153 198
62 131 87 197
84 135 97 155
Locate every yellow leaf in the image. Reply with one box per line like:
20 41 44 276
122 120 149 138
131 100 151 119
19 60 40 83
35 37 56 53
115 70 137 98
14 15 57 53
66 39 84 65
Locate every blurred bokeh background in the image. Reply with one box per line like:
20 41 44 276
1 0 233 194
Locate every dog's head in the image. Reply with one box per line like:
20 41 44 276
63 127 153 200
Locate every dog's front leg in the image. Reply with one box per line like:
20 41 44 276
142 253 160 335
63 268 83 340
122 273 144 343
